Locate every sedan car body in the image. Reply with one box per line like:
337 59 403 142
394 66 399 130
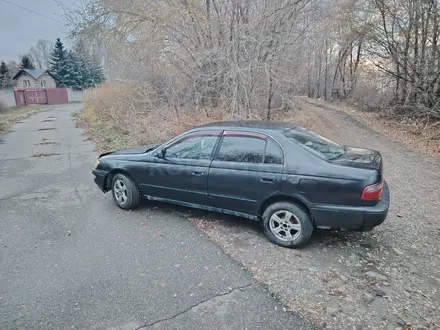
92 121 390 248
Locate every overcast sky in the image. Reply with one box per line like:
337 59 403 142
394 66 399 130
0 0 73 62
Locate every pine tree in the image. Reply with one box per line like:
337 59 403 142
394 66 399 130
49 38 69 87
74 55 87 89
89 59 105 87
72 39 105 89
0 61 9 88
73 40 94 89
66 51 82 90
19 55 35 70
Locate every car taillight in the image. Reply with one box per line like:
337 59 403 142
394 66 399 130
361 181 383 200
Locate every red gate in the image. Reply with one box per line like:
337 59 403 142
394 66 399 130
14 91 26 106
24 90 48 104
13 88 68 106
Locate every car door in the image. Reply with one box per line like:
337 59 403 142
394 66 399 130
140 131 220 206
208 131 284 216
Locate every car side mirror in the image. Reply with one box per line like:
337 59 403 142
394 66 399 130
157 148 166 159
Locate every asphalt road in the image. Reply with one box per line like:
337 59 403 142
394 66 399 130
0 104 312 330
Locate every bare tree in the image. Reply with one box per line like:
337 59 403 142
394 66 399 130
362 0 440 118
6 60 18 79
28 39 54 69
63 0 440 122
63 0 316 119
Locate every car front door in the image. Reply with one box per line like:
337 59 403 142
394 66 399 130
208 131 284 216
140 131 220 206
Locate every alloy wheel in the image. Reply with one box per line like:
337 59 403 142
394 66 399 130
269 210 302 242
114 179 128 204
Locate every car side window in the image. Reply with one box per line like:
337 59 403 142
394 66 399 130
166 135 218 160
264 139 283 164
217 136 265 163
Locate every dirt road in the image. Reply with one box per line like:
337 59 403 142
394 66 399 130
192 99 440 329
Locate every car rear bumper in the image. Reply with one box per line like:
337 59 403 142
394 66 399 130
310 181 390 231
92 169 107 192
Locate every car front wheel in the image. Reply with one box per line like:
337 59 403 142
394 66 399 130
111 173 140 210
262 202 313 248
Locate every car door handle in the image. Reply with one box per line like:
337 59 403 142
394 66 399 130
261 177 276 183
192 171 204 176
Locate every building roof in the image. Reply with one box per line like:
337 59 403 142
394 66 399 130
12 69 51 80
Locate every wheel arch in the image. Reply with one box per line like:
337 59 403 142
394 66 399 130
104 169 139 192
258 195 315 225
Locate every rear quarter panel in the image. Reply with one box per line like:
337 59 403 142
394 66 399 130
276 133 378 207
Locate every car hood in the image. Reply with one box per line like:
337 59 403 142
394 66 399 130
99 143 160 158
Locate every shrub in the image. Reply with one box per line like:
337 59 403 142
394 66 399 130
81 83 231 149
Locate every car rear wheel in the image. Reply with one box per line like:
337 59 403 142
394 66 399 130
111 173 140 210
262 202 313 248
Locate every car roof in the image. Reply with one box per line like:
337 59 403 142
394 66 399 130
193 120 299 133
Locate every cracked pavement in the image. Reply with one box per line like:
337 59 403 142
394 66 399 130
0 104 313 329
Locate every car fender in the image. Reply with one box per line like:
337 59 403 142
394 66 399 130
257 191 313 219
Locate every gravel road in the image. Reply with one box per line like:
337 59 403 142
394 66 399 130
192 99 440 329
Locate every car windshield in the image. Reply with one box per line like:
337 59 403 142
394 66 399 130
283 127 345 160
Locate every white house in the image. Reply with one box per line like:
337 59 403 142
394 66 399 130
12 69 57 89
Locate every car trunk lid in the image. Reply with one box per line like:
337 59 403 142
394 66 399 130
330 147 383 175
330 147 383 174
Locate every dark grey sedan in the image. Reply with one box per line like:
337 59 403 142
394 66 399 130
92 121 390 248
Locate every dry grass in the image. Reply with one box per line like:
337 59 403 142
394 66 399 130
75 84 249 152
74 85 328 153
0 105 46 134
78 84 440 159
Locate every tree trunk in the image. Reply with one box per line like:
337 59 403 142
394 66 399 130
267 75 273 120
324 36 328 100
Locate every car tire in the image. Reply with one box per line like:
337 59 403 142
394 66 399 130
111 173 140 210
262 202 313 248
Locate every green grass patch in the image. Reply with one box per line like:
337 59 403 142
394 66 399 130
0 122 7 132
0 106 46 133
73 107 134 153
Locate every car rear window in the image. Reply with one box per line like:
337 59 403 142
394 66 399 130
283 127 345 160
264 139 283 164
